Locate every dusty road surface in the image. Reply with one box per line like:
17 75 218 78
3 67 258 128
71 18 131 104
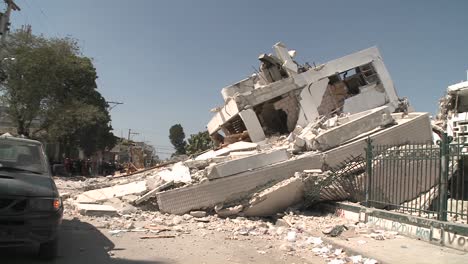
0 217 324 264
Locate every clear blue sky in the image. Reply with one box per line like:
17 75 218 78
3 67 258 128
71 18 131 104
8 0 468 157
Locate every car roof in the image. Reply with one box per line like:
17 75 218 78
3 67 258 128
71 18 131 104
0 134 43 146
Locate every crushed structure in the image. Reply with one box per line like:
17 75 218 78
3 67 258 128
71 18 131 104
207 43 400 145
68 42 436 220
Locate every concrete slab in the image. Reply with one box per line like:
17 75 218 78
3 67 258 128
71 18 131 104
244 176 305 217
226 141 258 152
156 154 324 215
207 99 241 135
157 113 432 215
239 109 266 142
76 203 118 217
134 181 174 205
207 149 290 180
323 112 433 168
76 181 148 203
313 106 394 151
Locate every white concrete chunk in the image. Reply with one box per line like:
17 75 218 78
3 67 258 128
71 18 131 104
239 109 266 142
156 112 432 215
208 149 290 179
313 106 395 151
76 203 118 217
158 162 191 183
76 181 148 203
134 181 174 205
244 176 305 217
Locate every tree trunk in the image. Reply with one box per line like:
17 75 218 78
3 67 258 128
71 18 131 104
16 119 30 137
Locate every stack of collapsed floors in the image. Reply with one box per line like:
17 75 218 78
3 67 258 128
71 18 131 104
75 43 435 216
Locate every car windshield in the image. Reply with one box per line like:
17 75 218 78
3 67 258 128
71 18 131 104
0 139 47 174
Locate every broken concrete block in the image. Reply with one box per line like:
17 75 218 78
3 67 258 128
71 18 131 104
158 162 191 183
189 211 207 218
122 195 139 204
76 181 148 203
313 106 395 151
226 141 258 152
134 181 174 205
156 153 323 215
274 42 298 75
76 203 118 217
116 203 138 215
243 176 305 217
183 159 210 170
207 149 290 179
323 112 433 168
145 177 164 190
229 150 259 158
215 205 243 218
195 142 258 160
239 109 266 142
157 113 432 215
195 150 217 161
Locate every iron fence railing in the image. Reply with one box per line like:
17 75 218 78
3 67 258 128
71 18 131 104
365 134 468 223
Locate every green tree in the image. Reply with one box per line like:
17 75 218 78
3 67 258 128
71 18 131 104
169 124 186 155
185 131 213 155
0 29 116 156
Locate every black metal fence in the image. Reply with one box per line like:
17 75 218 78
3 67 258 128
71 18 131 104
365 134 468 223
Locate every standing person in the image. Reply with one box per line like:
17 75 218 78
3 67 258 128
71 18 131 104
64 158 71 176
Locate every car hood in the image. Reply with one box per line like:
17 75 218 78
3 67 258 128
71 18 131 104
0 171 56 197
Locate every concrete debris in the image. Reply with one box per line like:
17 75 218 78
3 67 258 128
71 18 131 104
215 204 243 218
195 141 258 161
310 106 395 151
158 162 191 183
207 149 289 180
286 231 297 242
134 180 174 205
52 42 457 264
323 225 348 237
189 211 207 218
76 203 118 217
76 180 148 203
244 175 305 217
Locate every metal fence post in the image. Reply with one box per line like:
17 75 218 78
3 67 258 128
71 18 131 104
365 137 373 207
438 133 449 221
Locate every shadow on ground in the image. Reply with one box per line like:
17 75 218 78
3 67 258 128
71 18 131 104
0 218 171 264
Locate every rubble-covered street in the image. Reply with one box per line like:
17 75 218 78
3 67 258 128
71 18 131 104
2 2 468 263
54 169 380 264
32 41 466 263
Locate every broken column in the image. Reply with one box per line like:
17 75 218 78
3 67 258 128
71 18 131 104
239 109 266 142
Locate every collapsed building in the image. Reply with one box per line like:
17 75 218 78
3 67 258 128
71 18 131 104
70 43 435 218
207 43 401 145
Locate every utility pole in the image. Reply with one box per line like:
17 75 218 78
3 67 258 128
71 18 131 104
127 129 139 141
0 0 20 43
127 129 139 164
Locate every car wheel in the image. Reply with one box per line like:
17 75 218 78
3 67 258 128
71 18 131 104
38 238 58 260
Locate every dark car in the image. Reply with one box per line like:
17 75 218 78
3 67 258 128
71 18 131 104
0 135 63 259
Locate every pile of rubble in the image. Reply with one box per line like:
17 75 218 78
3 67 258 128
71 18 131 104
60 42 437 222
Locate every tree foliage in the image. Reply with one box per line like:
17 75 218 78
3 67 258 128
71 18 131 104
185 131 213 155
169 124 186 155
0 29 116 156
